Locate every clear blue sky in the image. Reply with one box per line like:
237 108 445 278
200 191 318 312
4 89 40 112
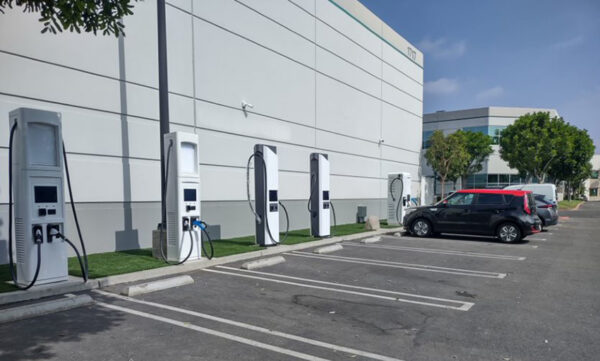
360 0 600 151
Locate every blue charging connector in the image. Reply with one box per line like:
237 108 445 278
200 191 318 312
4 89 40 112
192 220 206 230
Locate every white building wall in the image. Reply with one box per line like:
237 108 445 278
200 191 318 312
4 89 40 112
0 0 423 255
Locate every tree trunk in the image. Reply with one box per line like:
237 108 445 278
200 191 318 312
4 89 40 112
440 176 446 200
568 181 572 201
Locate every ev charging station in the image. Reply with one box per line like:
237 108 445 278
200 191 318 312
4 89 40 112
163 131 203 263
309 153 331 237
247 144 283 247
387 172 412 225
8 108 76 288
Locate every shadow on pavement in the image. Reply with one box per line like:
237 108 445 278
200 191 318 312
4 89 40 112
0 301 124 361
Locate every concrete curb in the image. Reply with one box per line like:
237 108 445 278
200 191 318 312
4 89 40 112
241 256 285 270
573 201 585 211
0 277 98 306
121 275 194 296
313 244 343 254
361 236 381 244
0 294 94 324
94 226 402 288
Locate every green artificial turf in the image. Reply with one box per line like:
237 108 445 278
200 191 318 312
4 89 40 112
558 200 584 210
0 264 18 293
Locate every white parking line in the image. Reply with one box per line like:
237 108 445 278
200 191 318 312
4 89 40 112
286 251 507 279
206 266 474 311
95 301 330 361
529 238 547 241
342 243 526 261
94 290 402 361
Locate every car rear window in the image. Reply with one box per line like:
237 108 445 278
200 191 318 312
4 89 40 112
476 193 506 205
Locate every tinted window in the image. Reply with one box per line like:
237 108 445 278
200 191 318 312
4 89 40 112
476 193 505 205
447 193 475 206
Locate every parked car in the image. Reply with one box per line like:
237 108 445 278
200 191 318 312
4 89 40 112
534 194 559 229
403 189 541 243
505 183 558 207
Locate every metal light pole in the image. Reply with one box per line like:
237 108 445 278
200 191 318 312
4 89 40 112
157 0 170 228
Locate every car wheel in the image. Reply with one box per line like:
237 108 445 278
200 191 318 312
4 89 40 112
411 219 432 237
497 222 522 243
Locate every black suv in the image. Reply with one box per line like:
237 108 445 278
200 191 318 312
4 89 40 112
403 189 541 243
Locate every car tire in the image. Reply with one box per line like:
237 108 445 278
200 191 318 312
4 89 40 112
496 222 522 243
411 218 432 237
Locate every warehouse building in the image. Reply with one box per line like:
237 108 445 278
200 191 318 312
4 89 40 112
0 0 424 256
421 106 558 200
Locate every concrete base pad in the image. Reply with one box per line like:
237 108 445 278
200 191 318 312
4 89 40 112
0 294 94 324
241 256 285 270
313 244 343 254
361 236 382 244
121 275 195 297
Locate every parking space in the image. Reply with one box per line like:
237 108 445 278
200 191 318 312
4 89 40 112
2 203 600 361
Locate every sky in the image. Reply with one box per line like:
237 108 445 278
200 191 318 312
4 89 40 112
359 0 600 151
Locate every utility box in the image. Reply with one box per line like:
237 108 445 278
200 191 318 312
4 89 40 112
356 206 367 223
10 108 68 286
309 153 330 237
164 132 202 262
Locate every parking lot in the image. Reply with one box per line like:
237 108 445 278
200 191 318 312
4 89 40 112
2 203 600 361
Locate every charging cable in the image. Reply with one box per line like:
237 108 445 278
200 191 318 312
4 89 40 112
192 220 214 260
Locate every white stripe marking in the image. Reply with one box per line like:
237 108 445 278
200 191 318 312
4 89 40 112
93 290 402 361
95 301 330 361
287 251 507 279
342 243 526 261
208 266 474 311
530 238 547 241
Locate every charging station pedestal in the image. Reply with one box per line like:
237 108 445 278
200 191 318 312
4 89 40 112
164 132 202 262
10 108 68 286
253 144 279 246
387 172 411 225
309 153 330 237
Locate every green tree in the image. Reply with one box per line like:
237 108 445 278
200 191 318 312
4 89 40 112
548 126 595 200
454 130 494 189
499 112 564 183
0 0 139 36
425 130 470 198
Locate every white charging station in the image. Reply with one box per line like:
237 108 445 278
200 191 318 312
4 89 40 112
387 172 412 225
164 132 202 262
253 144 279 246
309 153 330 237
10 108 68 286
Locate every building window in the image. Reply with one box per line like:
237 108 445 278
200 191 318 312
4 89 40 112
422 131 433 149
487 174 499 185
591 188 599 197
592 170 599 179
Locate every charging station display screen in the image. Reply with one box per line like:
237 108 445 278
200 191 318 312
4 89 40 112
269 190 278 202
34 186 57 203
323 191 329 200
184 189 197 202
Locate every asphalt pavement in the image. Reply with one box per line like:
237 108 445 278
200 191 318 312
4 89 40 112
1 202 599 361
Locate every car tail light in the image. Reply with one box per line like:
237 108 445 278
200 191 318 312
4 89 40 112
539 204 553 209
523 196 531 214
